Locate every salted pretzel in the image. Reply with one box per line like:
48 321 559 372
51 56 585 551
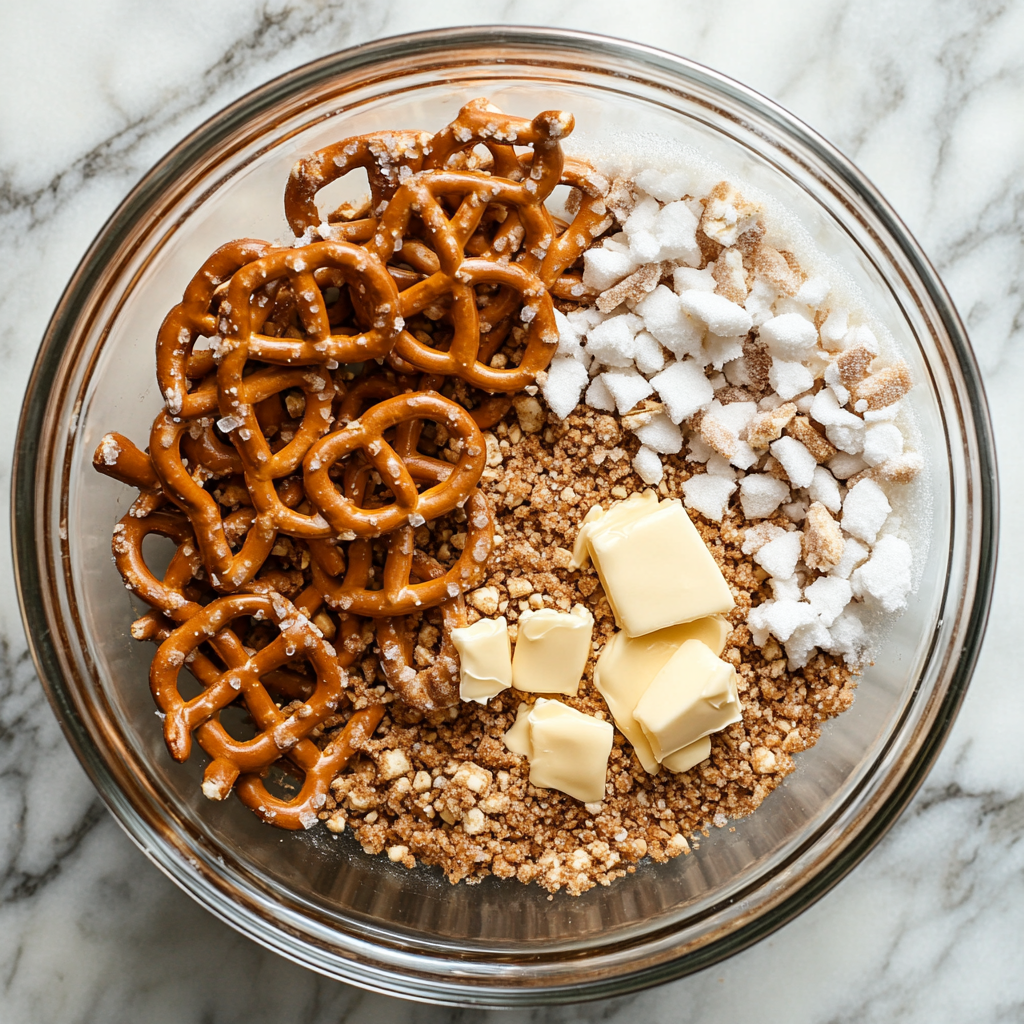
111 509 317 699
283 100 584 393
284 130 433 239
309 488 492 617
366 169 560 392
150 588 356 798
220 240 404 370
148 369 342 586
235 703 385 830
156 239 273 418
376 553 467 711
114 506 382 807
304 390 486 537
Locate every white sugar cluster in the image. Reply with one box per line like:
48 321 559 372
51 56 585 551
540 171 926 670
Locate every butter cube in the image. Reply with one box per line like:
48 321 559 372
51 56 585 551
662 736 711 774
451 616 512 704
571 491 734 637
503 701 532 756
593 616 729 773
633 639 742 760
511 604 593 695
502 698 613 804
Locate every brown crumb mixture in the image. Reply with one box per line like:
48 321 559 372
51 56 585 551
314 403 857 896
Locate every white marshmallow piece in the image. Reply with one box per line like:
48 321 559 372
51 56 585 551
678 290 753 338
634 413 684 454
760 313 818 361
851 535 913 613
770 436 817 489
599 368 654 414
768 359 815 401
585 313 642 368
841 479 891 544
753 530 803 580
739 474 790 519
632 446 664 485
542 357 591 420
582 244 638 291
650 359 714 423
636 285 702 357
681 474 737 522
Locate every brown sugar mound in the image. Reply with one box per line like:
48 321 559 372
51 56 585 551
319 404 858 895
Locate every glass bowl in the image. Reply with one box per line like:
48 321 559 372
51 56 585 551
12 26 997 1007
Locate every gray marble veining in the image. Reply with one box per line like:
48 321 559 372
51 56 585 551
1 1 1021 1020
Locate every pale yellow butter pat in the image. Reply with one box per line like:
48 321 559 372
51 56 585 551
571 491 734 637
511 604 593 695
503 701 532 756
633 639 742 760
451 616 512 704
502 698 612 804
662 736 711 774
593 617 730 774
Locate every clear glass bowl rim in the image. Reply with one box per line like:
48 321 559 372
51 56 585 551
11 25 998 1007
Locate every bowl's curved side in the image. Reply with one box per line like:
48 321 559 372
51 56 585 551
12 26 998 1007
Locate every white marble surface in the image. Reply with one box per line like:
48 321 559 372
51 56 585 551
1 1 1021 1020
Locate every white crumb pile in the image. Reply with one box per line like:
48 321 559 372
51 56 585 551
540 171 927 670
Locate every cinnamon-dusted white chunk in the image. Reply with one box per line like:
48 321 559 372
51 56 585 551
712 247 748 303
597 261 666 313
834 345 874 388
786 415 838 463
572 491 734 636
748 402 797 448
753 244 802 296
633 640 742 761
511 605 593 696
700 181 762 247
802 501 845 571
594 617 730 773
503 699 613 804
451 616 513 704
851 361 913 411
873 451 924 483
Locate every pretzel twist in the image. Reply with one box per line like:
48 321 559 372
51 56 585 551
235 704 385 830
156 239 273 418
309 488 492 617
221 240 404 368
376 554 467 711
150 590 350 796
284 130 433 238
303 391 486 537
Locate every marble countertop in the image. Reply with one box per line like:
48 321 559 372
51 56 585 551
1 1 1021 1021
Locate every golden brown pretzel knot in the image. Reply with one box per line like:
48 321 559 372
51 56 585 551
156 239 273 419
235 704 385 830
150 589 351 800
303 391 486 538
309 488 493 618
363 171 559 391
376 554 468 711
284 130 433 239
426 97 572 191
149 370 342 587
220 240 404 371
427 98 576 270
